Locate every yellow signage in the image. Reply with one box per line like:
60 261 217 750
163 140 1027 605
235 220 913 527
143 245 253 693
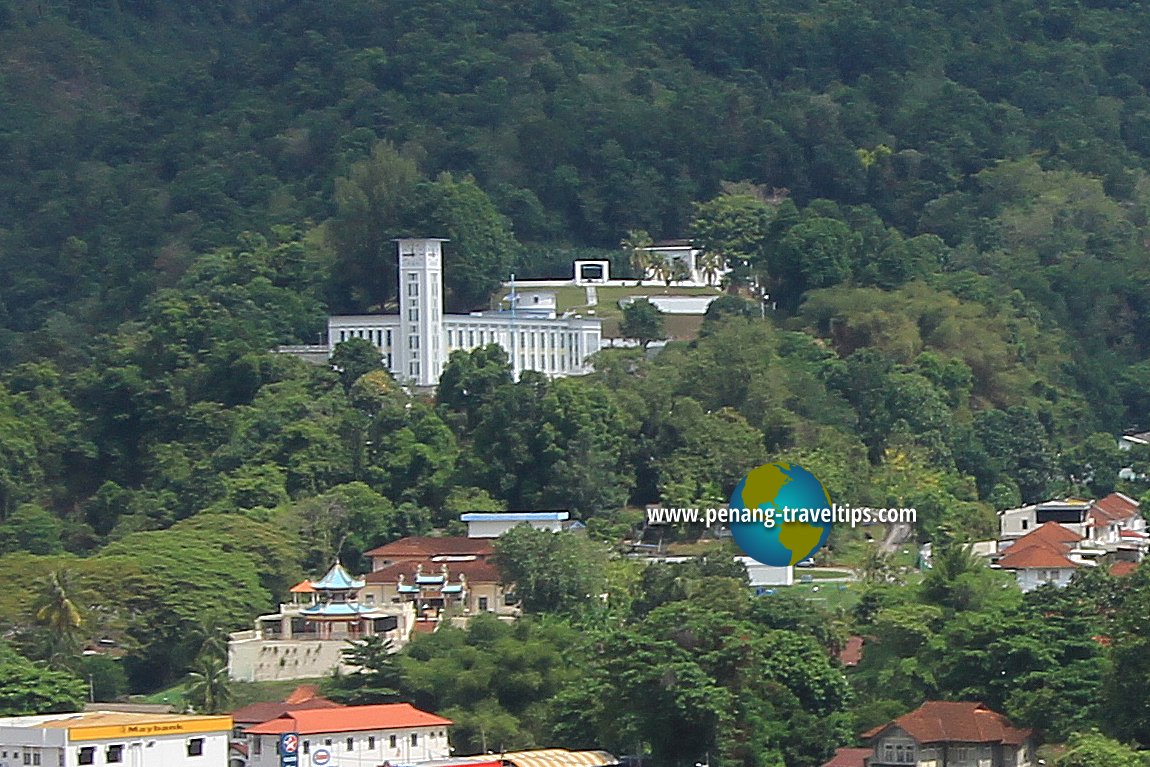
69 717 233 742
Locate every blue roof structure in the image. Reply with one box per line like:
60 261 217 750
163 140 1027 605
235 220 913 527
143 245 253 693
459 512 570 522
299 602 378 618
311 562 365 591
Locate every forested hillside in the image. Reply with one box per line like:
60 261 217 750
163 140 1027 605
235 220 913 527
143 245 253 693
3 0 1150 750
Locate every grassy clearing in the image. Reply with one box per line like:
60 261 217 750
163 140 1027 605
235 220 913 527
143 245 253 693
135 677 327 711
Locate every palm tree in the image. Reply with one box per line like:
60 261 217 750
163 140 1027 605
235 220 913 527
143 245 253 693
621 229 653 282
698 248 725 287
188 612 230 663
32 569 85 667
185 655 233 714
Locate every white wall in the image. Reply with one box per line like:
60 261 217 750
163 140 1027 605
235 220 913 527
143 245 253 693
62 733 226 767
465 519 564 538
1014 567 1075 592
247 728 448 767
736 557 793 587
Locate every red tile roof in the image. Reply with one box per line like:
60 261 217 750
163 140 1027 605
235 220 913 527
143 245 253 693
284 685 324 705
998 522 1082 569
290 580 316 594
1023 521 1082 545
364 537 494 560
862 701 1030 745
363 559 503 585
997 544 1078 570
1111 561 1139 577
820 747 871 767
838 636 864 667
232 695 343 726
1091 493 1140 523
244 704 452 735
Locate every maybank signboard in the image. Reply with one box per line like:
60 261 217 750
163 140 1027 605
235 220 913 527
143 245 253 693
66 715 232 742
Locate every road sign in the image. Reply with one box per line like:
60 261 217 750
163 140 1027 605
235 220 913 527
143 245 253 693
280 733 300 767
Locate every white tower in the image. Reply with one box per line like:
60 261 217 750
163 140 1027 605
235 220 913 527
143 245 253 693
395 238 448 387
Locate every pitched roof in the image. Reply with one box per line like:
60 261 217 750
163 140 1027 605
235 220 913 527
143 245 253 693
819 748 871 767
289 580 316 594
312 562 364 590
1091 492 1140 522
364 537 494 560
838 636 864 668
1111 561 1139 577
997 545 1078 570
862 701 1030 745
363 558 503 585
1023 521 1082 546
232 686 343 725
244 704 452 735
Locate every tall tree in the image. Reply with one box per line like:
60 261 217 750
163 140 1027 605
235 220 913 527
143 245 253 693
184 655 233 714
32 569 85 667
620 299 666 348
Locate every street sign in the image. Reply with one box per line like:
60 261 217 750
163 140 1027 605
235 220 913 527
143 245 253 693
280 733 300 767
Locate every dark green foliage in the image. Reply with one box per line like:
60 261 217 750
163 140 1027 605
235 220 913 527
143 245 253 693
0 644 85 716
324 635 404 705
619 298 665 347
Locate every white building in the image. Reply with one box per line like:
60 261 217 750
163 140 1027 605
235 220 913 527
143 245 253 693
244 705 451 767
735 557 794 588
460 512 570 539
328 239 602 387
998 499 1093 539
0 711 231 767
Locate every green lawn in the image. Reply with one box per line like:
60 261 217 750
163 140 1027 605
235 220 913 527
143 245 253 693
787 581 859 610
135 677 327 711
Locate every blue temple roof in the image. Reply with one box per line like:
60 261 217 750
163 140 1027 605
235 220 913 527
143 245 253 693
312 561 365 591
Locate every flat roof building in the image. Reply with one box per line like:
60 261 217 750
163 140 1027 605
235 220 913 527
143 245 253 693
329 240 601 387
460 512 569 539
0 712 231 767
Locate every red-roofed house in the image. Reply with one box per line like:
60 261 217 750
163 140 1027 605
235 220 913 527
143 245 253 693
231 686 344 732
245 704 452 767
362 557 517 618
838 636 864 668
1087 493 1145 554
860 701 1035 766
994 522 1092 592
364 537 495 569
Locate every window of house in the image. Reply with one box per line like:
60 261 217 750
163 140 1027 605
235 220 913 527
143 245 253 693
78 749 94 766
253 739 262 756
479 597 489 611
187 739 204 757
389 736 397 749
106 745 124 764
1021 519 1029 530
303 741 310 755
411 734 418 747
346 739 354 752
367 737 376 750
23 752 31 766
